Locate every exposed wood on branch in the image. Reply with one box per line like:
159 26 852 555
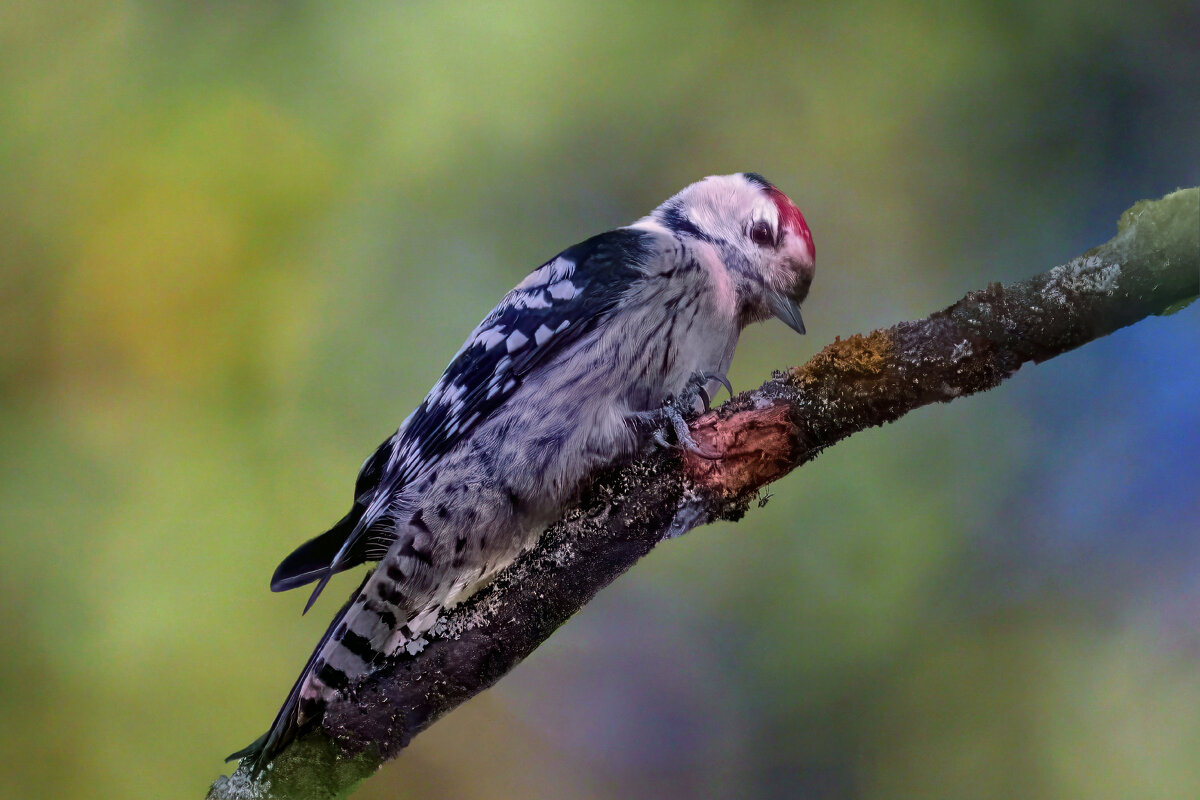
210 188 1198 800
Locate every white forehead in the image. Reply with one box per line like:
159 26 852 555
669 173 778 235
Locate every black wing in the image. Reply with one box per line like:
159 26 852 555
272 228 654 606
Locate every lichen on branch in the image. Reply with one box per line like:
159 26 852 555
209 188 1198 800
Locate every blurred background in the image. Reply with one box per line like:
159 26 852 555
2 1 1199 798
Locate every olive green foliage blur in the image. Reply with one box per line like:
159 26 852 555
2 2 1199 799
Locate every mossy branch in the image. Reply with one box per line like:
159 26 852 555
209 188 1198 800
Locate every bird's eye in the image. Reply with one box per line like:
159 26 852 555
749 220 775 247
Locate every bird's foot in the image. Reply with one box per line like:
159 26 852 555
632 372 729 460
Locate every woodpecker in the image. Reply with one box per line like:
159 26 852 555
230 172 815 773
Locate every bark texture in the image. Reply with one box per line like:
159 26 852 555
210 188 1198 800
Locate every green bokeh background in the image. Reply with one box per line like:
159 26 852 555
2 2 1199 798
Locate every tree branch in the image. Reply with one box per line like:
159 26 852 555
209 188 1198 800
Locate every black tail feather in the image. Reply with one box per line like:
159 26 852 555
225 731 270 764
228 571 372 776
270 508 367 593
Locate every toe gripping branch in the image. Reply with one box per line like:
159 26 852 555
634 372 732 460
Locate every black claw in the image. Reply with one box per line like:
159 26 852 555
633 375 728 460
647 400 721 460
685 439 722 460
705 372 734 400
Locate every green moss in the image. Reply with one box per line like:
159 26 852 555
1114 187 1200 313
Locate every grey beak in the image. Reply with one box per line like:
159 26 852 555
767 292 806 335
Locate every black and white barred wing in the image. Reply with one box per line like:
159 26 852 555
269 229 652 605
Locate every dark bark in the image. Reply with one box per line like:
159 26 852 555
209 188 1198 800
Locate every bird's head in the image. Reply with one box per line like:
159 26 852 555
651 172 815 333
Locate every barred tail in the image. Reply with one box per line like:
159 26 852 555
227 572 371 776
231 525 459 774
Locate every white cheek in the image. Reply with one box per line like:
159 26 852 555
791 236 813 269
695 241 739 319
